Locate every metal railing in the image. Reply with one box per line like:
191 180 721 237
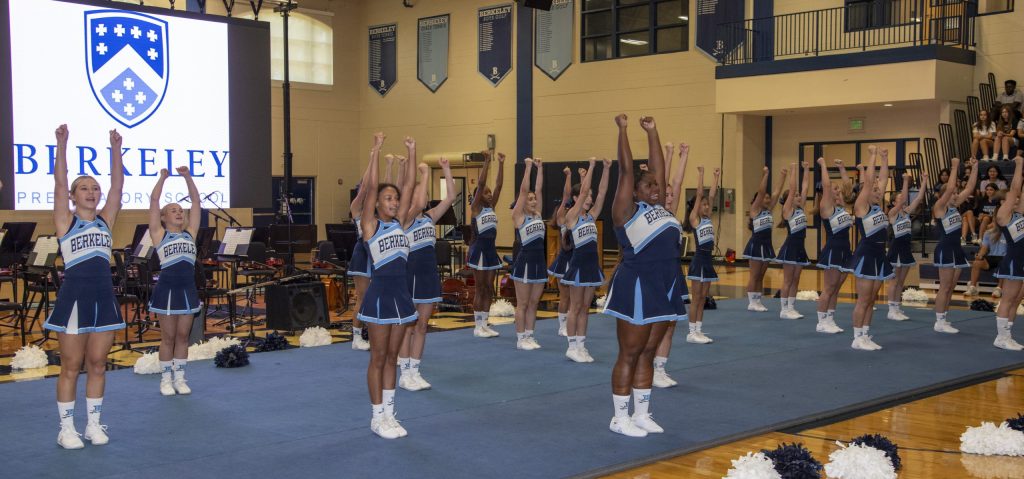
717 0 977 65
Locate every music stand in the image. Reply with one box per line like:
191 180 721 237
0 222 36 268
325 223 356 258
218 228 254 258
195 227 216 259
270 224 317 254
431 200 459 226
251 227 270 247
132 225 156 263
25 235 60 346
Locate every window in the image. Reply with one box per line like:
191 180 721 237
582 0 688 62
239 10 334 86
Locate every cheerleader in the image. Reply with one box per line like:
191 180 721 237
685 166 720 343
547 167 574 336
885 171 928 320
992 155 1024 350
46 125 125 449
347 153 376 351
775 161 813 319
933 157 978 334
562 158 612 362
148 167 202 396
744 167 788 311
510 158 547 350
653 143 689 387
603 114 685 437
814 158 855 334
847 147 892 350
397 158 457 391
468 151 505 338
359 133 418 439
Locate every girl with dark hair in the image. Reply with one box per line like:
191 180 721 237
602 115 685 437
743 167 788 312
547 166 574 336
684 166 720 343
652 143 689 387
467 151 505 338
992 156 1024 350
885 171 928 320
46 125 125 449
148 166 202 396
972 109 996 161
775 161 813 319
995 105 1019 161
358 133 418 439
980 164 1008 192
814 158 854 334
510 158 547 350
847 146 893 350
397 157 457 391
562 157 612 362
933 157 978 335
347 153 376 351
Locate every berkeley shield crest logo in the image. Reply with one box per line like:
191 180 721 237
85 10 168 128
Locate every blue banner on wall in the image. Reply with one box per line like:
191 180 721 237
535 0 573 80
478 4 513 86
418 14 450 92
696 0 744 62
368 23 397 97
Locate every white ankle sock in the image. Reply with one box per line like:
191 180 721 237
578 336 586 348
888 302 899 312
817 311 827 322
558 313 567 327
613 394 630 418
747 292 757 304
781 297 789 309
568 336 578 349
86 397 102 425
997 317 1009 336
633 388 651 417
688 322 697 334
383 389 395 416
936 311 947 323
854 327 864 337
172 358 187 381
654 356 668 371
160 361 172 381
862 325 871 336
517 331 527 341
827 309 835 319
410 358 421 372
353 326 362 337
525 329 534 338
696 321 704 333
57 401 75 428
474 312 487 328
398 357 411 375
372 403 384 420
788 297 797 310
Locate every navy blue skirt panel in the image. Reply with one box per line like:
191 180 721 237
603 260 687 325
358 274 418 325
349 241 371 277
149 262 201 315
407 248 442 304
686 252 719 282
886 238 916 267
933 239 969 268
561 249 605 287
776 236 810 266
510 248 548 284
467 238 502 270
848 246 895 280
817 239 852 271
45 275 124 334
677 264 690 301
547 248 572 278
743 238 775 261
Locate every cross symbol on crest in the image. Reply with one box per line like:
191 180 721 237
114 24 125 37
147 48 158 61
111 90 123 103
124 103 135 116
147 29 157 42
135 91 147 104
96 24 107 36
96 43 108 55
123 77 135 90
131 26 142 39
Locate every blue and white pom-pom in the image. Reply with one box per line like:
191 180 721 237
132 351 163 374
823 442 897 479
489 299 514 317
723 452 781 479
796 290 819 301
256 332 289 352
960 414 1024 456
299 326 332 347
11 345 48 370
595 295 607 308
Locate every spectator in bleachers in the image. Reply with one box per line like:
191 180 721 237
994 79 1023 122
973 185 1003 246
972 109 997 161
958 165 979 243
994 105 1019 161
932 168 950 202
965 221 1006 297
979 164 1008 191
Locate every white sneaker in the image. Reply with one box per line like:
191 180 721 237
983 156 992 161
887 309 909 321
370 417 401 439
172 378 191 395
526 337 542 349
747 302 768 312
994 336 1024 351
862 336 883 350
780 308 802 320
399 374 423 392
558 325 567 337
160 378 176 396
482 324 500 337
579 347 595 362
652 370 678 388
698 332 714 343
965 285 978 296
386 415 408 437
83 423 109 446
609 416 648 438
934 320 959 334
851 336 872 351
473 326 498 338
57 425 84 450
516 338 539 350
631 413 665 433
412 372 432 390
816 321 843 334
566 347 586 363
352 336 370 351
993 287 1002 298
686 332 712 344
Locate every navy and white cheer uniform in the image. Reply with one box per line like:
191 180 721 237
817 206 854 271
561 213 605 287
887 211 916 267
467 207 502 270
743 209 775 261
933 206 969 268
44 216 124 334
358 219 417 324
406 216 441 304
603 202 687 324
547 225 573 279
686 217 718 282
510 215 548 284
348 216 371 278
149 231 201 315
776 207 810 266
848 205 894 280
996 212 1024 280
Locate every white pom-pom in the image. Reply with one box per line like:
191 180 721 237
489 299 514 317
299 326 333 347
901 288 928 304
595 295 607 307
132 351 163 374
188 336 242 360
961 422 1024 456
960 453 1024 478
824 442 897 479
723 452 782 479
1018 303 1024 316
11 345 48 370
796 290 819 301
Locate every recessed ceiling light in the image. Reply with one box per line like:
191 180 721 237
679 15 689 21
883 103 894 107
620 38 648 46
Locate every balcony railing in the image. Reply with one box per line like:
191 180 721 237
716 0 977 66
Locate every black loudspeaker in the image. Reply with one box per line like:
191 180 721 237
266 282 331 331
522 0 553 10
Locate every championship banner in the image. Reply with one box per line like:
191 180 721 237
417 14 449 92
535 0 572 80
478 4 513 87
696 0 744 61
368 23 397 97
